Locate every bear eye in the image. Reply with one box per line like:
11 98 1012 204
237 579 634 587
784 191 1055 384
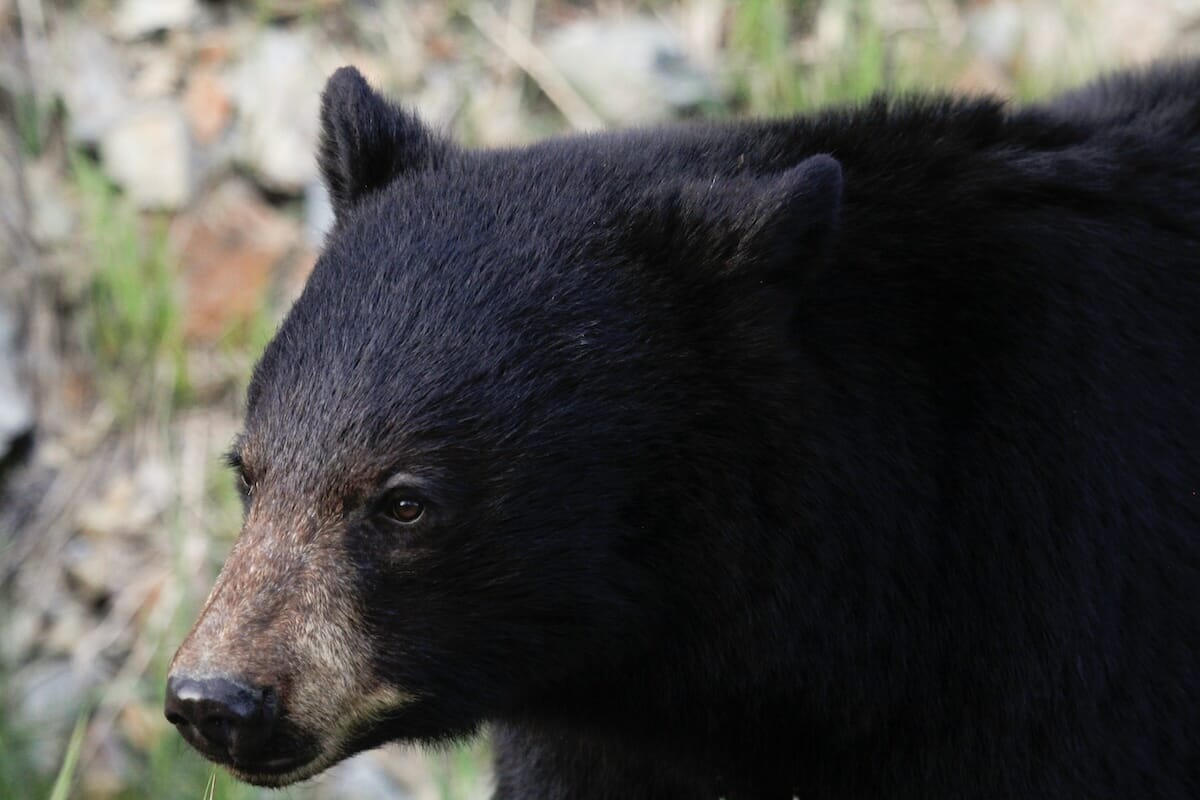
225 448 255 498
384 496 424 525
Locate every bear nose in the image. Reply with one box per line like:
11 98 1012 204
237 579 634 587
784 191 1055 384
164 675 277 762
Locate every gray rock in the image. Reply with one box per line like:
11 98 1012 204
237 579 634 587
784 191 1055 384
128 41 184 100
542 18 717 124
100 101 194 209
232 29 326 194
409 65 465 130
305 180 335 248
114 0 199 41
54 27 134 145
0 604 43 668
26 159 75 245
0 302 31 463
965 1 1024 67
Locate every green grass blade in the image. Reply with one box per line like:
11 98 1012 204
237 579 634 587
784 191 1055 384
47 711 89 800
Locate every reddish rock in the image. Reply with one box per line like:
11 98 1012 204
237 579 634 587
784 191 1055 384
171 181 298 343
282 246 318 306
183 69 232 144
99 102 193 210
195 29 234 67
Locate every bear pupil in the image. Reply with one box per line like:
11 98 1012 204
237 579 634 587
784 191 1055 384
391 499 423 523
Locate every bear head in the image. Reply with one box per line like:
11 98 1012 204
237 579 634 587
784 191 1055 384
164 66 842 785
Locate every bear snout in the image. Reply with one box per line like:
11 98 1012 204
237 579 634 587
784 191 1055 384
164 674 278 764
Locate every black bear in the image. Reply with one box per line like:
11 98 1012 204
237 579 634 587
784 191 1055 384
165 63 1200 799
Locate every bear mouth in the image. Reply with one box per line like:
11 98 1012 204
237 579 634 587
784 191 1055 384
221 694 461 786
227 750 337 787
223 712 401 786
188 726 327 787
225 723 405 786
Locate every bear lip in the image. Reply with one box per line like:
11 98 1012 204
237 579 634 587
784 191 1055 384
178 721 324 786
227 750 334 787
224 699 422 786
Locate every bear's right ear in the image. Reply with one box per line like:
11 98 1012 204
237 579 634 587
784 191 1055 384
318 66 448 223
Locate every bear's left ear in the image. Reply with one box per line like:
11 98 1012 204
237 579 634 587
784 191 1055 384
318 66 449 223
629 154 843 288
638 154 844 278
735 154 843 278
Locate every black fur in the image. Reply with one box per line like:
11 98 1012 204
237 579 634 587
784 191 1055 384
248 63 1200 798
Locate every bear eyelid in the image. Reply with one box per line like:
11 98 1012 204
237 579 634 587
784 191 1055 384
223 446 256 495
222 446 243 471
375 472 435 528
382 471 432 493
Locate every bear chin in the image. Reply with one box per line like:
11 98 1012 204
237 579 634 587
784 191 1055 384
223 733 353 787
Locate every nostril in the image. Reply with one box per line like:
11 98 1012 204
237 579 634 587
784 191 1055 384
164 674 278 761
197 714 233 748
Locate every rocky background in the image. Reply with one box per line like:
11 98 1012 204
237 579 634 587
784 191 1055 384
1 0 1198 798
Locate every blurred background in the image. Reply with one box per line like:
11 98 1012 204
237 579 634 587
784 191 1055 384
1 0 1198 797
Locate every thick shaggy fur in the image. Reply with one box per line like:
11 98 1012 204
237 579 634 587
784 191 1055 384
180 64 1199 798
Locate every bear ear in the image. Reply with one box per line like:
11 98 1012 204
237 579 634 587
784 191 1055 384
738 154 843 278
317 66 448 223
632 154 843 286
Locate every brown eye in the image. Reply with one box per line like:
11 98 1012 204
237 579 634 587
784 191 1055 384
385 497 424 525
